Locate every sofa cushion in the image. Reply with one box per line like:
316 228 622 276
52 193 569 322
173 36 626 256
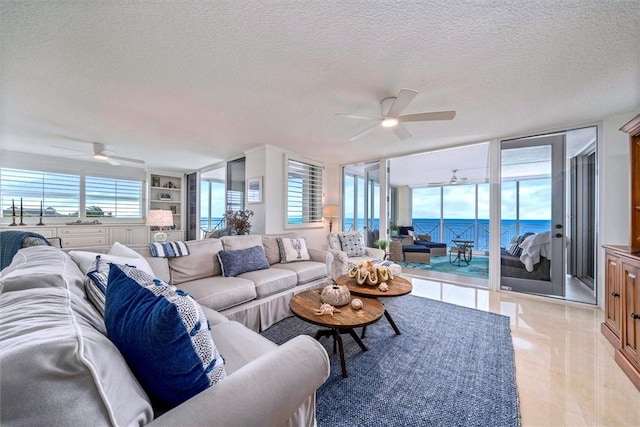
237 267 297 298
1 246 87 296
338 232 366 257
218 246 270 277
211 320 278 374
179 276 257 311
104 264 226 409
0 250 153 426
262 233 297 264
277 237 310 263
168 239 223 285
272 261 327 284
221 234 263 251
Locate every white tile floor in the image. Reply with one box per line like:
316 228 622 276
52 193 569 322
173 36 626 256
409 276 640 427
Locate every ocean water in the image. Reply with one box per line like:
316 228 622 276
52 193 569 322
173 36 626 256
201 216 550 250
344 218 551 251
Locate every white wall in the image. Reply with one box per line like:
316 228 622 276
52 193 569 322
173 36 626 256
597 111 636 306
244 144 333 249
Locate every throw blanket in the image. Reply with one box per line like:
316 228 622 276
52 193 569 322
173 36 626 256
148 241 190 258
372 259 396 268
0 231 51 270
519 231 551 272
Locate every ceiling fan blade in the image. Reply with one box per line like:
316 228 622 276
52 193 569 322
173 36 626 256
398 111 456 122
105 157 121 166
386 89 418 117
109 155 145 165
51 145 89 154
336 113 382 120
349 122 381 141
392 124 412 140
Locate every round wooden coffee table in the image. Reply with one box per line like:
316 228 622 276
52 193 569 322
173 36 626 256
336 274 412 335
290 289 384 378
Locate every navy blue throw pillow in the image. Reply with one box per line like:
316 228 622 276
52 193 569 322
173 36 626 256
104 264 226 409
217 245 270 277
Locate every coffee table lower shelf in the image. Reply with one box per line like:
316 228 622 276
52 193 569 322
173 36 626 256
289 289 385 378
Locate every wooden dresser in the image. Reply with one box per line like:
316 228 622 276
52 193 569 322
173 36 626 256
602 113 640 390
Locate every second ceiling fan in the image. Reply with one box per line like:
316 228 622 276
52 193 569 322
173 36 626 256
336 88 456 141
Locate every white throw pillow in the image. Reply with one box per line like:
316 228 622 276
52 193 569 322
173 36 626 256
69 250 155 277
276 237 310 263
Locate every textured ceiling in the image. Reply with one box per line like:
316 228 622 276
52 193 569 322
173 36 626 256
1 1 638 173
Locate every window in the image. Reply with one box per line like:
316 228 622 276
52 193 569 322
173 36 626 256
286 156 323 226
85 176 142 218
226 158 245 212
1 168 80 217
0 167 144 221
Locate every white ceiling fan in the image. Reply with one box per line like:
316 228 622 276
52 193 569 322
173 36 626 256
336 88 456 141
428 169 468 186
52 142 145 165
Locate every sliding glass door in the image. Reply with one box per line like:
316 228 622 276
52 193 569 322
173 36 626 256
364 163 380 247
500 135 566 297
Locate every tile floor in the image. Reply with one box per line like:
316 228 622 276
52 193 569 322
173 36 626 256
409 276 640 427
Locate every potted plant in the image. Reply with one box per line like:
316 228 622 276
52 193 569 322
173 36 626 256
224 209 254 234
390 224 399 237
375 239 389 251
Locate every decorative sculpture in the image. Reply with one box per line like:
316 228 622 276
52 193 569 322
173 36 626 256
314 303 341 316
351 298 363 310
348 260 394 286
378 282 389 292
320 283 351 307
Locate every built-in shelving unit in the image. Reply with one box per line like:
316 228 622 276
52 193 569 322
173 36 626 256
148 173 184 241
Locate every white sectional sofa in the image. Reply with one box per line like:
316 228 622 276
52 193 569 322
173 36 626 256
74 234 333 332
0 241 331 426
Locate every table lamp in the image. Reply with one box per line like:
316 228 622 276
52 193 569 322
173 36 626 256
147 209 174 242
323 204 339 232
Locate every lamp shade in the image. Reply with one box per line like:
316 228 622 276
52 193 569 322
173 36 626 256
323 204 339 218
147 209 174 227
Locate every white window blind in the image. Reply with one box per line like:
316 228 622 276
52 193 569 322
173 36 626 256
85 176 143 218
0 168 80 217
286 157 323 225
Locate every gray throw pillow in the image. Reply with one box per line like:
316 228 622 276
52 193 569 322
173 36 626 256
217 245 270 277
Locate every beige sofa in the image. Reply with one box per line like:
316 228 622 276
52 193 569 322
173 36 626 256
1 244 330 427
76 234 332 332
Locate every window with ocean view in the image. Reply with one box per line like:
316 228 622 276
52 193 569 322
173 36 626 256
1 168 80 217
1 168 143 219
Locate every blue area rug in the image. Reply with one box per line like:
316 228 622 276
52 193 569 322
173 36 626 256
401 255 489 279
261 295 520 427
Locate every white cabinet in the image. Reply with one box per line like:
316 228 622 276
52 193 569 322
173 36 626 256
109 226 148 245
58 226 108 248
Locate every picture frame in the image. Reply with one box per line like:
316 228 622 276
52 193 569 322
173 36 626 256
159 193 172 201
247 176 263 204
152 176 161 187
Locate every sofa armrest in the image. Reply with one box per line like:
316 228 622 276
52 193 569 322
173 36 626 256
148 335 330 427
307 248 333 276
364 247 385 259
328 249 349 279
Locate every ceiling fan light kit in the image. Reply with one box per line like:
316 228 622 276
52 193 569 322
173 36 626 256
381 117 398 127
336 88 456 141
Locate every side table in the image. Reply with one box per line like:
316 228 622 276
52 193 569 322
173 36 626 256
389 239 404 262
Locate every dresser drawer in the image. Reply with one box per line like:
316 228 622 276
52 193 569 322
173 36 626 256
62 236 107 248
59 226 108 235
